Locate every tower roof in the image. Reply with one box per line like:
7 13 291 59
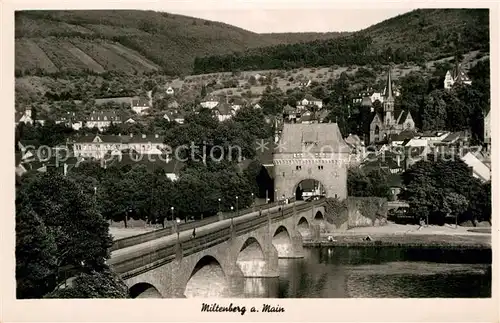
384 65 394 101
277 123 350 153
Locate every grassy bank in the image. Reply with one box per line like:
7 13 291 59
304 234 491 249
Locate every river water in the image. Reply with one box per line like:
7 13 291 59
241 247 491 298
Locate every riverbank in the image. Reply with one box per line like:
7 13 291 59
306 222 491 249
304 234 491 249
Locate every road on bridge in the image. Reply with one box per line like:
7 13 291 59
110 201 305 261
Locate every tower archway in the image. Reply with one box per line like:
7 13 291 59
294 179 326 200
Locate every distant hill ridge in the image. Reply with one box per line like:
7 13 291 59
15 9 489 76
193 9 489 74
15 10 347 76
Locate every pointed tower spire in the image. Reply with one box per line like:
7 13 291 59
383 63 395 125
385 64 394 102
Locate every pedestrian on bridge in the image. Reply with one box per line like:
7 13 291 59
192 228 196 239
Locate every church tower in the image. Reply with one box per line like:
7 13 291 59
383 65 395 126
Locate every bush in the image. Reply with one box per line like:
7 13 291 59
324 198 348 228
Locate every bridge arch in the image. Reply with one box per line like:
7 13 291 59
236 237 266 277
129 282 162 298
297 217 311 238
313 210 327 232
272 225 294 258
184 255 230 298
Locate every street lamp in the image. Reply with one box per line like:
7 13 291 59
236 196 239 217
218 198 221 214
251 193 254 212
230 206 234 228
170 206 174 223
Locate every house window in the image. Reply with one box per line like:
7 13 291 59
296 165 302 170
318 165 324 170
282 172 285 177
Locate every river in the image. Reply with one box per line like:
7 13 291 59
240 247 491 298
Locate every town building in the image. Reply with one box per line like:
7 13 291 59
131 91 153 116
15 108 45 126
296 95 323 110
461 151 491 183
163 111 186 124
444 60 472 90
85 110 124 131
200 95 220 109
369 66 415 144
273 123 350 200
72 134 167 160
212 102 235 122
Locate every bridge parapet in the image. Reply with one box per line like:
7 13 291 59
110 199 326 280
111 199 293 251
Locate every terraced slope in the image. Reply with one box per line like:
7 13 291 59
15 10 347 76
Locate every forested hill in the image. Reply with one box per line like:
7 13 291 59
193 9 490 74
15 10 347 76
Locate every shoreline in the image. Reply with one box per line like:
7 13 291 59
304 233 491 249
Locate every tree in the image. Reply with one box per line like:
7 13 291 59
259 86 285 116
17 172 112 273
16 201 57 299
443 192 468 226
400 156 477 224
347 168 391 199
233 106 272 140
422 90 447 131
45 269 129 298
347 168 371 197
367 169 392 199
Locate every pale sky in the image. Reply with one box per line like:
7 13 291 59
165 8 413 33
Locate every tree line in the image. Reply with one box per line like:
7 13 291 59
16 106 275 298
400 155 491 225
193 36 428 74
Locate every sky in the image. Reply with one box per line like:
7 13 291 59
164 8 413 33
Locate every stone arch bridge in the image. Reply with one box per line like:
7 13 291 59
108 200 326 298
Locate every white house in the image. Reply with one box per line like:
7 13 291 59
163 111 185 124
296 95 323 110
85 110 123 131
15 109 33 125
166 86 175 96
213 102 235 122
15 109 45 126
461 152 491 182
131 98 150 115
72 134 166 159
370 92 384 103
200 95 220 109
444 62 472 90
131 91 152 115
299 80 312 88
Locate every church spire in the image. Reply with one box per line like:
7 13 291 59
385 64 394 101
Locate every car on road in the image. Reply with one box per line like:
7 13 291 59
305 195 323 202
